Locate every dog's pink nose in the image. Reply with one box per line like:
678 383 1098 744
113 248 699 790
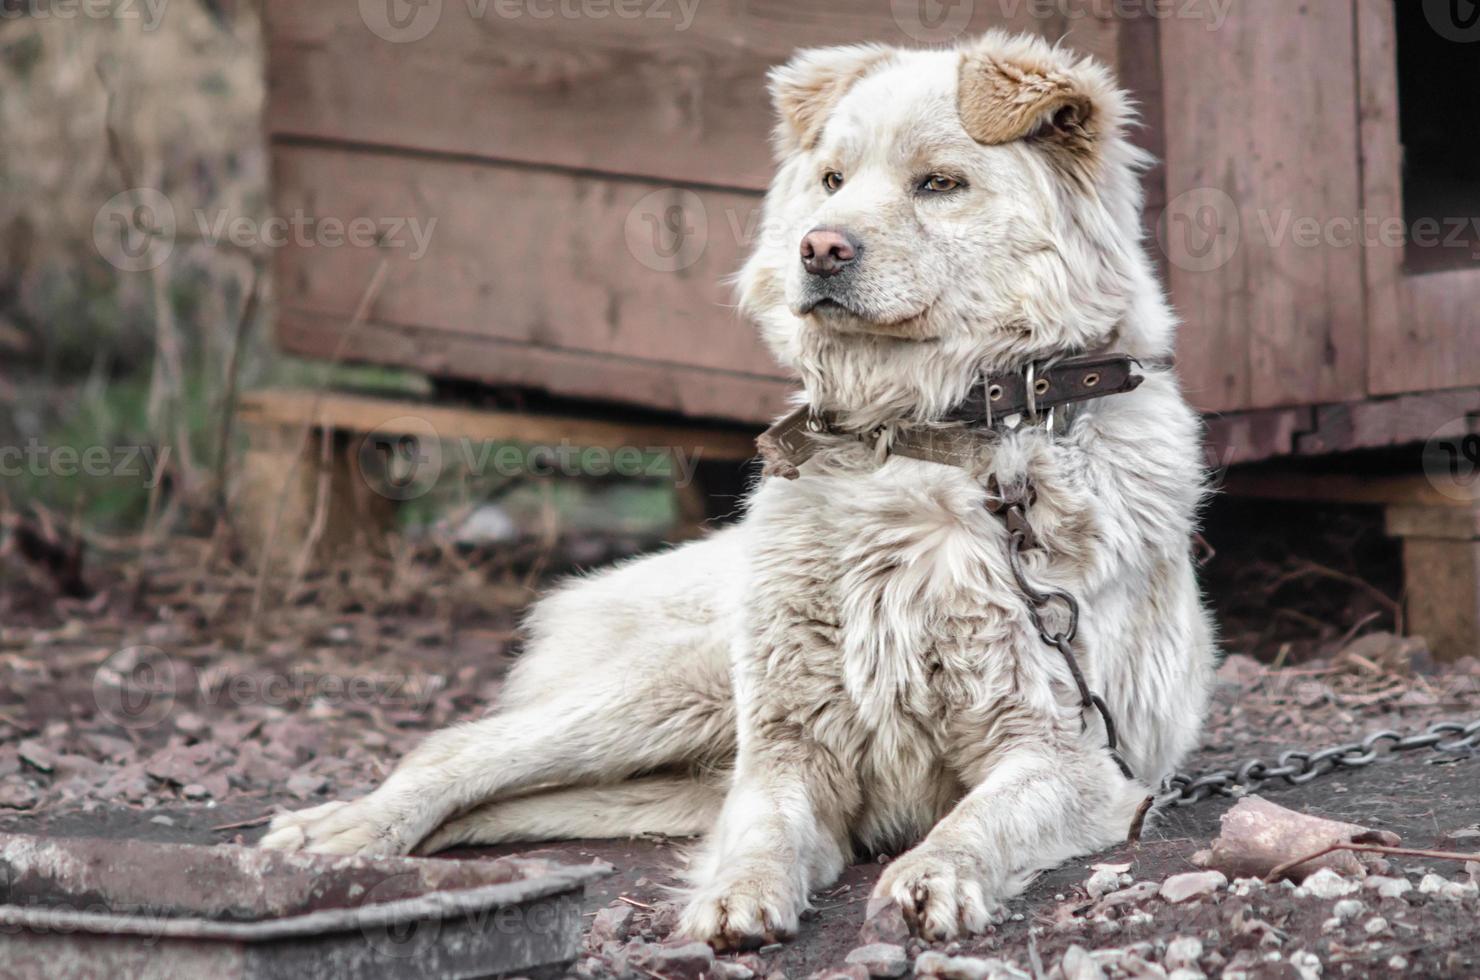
799 228 859 278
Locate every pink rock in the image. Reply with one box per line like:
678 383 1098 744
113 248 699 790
1159 870 1227 904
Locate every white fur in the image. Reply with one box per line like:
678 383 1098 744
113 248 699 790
260 32 1215 948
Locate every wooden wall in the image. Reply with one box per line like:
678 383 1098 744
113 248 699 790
265 0 1480 439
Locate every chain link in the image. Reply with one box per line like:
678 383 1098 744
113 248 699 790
1157 717 1480 808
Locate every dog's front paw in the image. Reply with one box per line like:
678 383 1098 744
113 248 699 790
257 792 430 857
679 862 804 951
871 847 1007 941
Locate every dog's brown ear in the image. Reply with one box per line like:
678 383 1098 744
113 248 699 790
768 44 892 154
957 40 1098 150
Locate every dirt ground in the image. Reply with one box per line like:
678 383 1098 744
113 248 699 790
2 525 1479 978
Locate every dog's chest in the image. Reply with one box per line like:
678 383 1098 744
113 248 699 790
745 464 1026 753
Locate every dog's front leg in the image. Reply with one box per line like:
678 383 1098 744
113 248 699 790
872 738 1146 941
679 725 855 950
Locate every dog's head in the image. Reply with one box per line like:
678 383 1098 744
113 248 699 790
739 31 1171 422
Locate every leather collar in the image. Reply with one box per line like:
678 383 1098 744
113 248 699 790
756 353 1169 479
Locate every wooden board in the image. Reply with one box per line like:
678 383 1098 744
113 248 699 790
264 0 1122 193
238 388 761 460
1357 0 1480 397
272 143 801 418
1159 0 1367 414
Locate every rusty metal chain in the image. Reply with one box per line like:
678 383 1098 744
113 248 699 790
1157 716 1480 808
999 501 1135 781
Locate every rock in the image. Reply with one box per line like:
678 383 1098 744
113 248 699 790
1059 945 1105 980
181 783 211 800
1289 949 1322 979
591 904 635 944
1387 956 1408 971
1418 873 1447 895
623 941 715 980
16 740 57 773
1299 868 1357 899
1330 899 1364 922
1085 867 1126 899
1363 875 1412 899
1096 881 1159 910
912 951 1016 979
648 900 682 939
859 898 910 946
1229 878 1265 897
0 778 38 810
1164 936 1203 971
715 961 755 980
1166 971 1205 980
809 968 870 980
1159 871 1227 904
1120 955 1167 978
844 943 907 978
286 772 328 799
1440 880 1478 901
1193 797 1399 882
1363 917 1388 936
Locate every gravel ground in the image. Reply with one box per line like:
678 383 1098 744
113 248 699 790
2 535 1478 978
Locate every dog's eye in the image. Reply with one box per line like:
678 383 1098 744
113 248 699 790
822 171 845 193
919 174 962 193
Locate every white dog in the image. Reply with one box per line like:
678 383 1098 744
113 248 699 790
261 30 1215 947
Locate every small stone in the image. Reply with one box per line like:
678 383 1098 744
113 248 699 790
1165 936 1203 971
716 964 755 980
150 815 175 827
1418 873 1447 895
1363 876 1412 900
648 901 681 939
1290 949 1323 979
859 899 910 946
1097 881 1159 909
1160 871 1227 904
1120 956 1167 979
1387 956 1408 971
1122 910 1154 927
1440 880 1478 901
1085 867 1125 899
590 904 635 943
1167 971 1205 980
1059 945 1105 980
286 772 328 799
1320 918 1341 935
182 783 211 800
1230 878 1265 897
645 941 716 979
912 952 1012 980
809 967 869 980
1363 917 1388 936
1301 869 1358 899
844 943 907 978
1330 899 1364 922
0 778 38 810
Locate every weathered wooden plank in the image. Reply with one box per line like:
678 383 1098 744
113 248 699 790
277 310 793 423
1358 0 1480 396
271 143 785 385
1159 0 1367 413
263 0 1123 192
238 388 761 460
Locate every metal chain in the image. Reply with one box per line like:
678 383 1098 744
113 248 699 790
1157 716 1480 808
1000 502 1135 781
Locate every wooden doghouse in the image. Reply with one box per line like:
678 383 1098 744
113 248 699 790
253 1 1479 656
